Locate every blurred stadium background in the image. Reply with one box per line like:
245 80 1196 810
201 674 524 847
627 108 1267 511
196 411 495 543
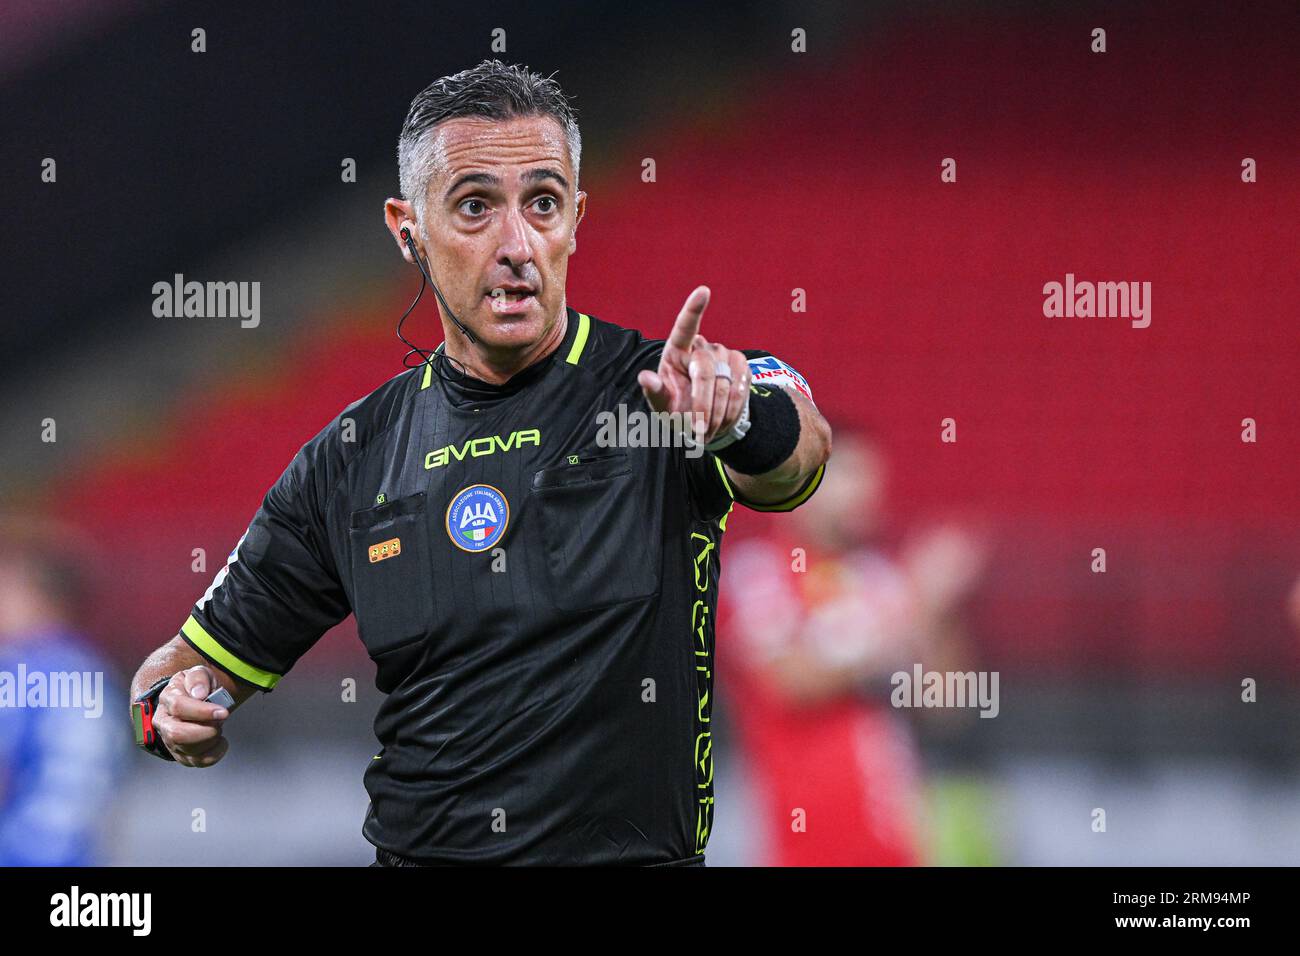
1 0 1297 865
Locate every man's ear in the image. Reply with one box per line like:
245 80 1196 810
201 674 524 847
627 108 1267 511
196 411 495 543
569 190 587 255
384 198 418 264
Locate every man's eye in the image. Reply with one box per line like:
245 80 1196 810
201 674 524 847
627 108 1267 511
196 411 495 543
459 199 487 216
534 196 557 214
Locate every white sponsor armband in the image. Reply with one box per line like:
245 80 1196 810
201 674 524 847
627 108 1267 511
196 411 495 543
746 354 815 405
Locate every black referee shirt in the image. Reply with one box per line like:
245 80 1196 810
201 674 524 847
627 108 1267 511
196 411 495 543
180 307 824 865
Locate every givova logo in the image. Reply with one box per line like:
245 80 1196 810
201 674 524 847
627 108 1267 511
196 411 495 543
425 429 541 469
446 484 509 552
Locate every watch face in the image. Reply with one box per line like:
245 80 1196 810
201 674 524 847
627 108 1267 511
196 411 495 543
131 700 150 746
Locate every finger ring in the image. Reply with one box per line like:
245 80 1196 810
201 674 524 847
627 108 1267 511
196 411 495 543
714 360 732 380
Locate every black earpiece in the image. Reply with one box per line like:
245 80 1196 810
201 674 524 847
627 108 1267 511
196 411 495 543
398 224 477 352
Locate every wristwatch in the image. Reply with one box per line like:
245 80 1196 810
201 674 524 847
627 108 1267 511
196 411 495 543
131 676 177 761
704 394 752 452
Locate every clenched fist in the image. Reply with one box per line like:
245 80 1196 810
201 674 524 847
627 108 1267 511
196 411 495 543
152 665 232 768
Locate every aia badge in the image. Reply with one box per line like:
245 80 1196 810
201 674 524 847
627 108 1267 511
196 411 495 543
445 484 509 553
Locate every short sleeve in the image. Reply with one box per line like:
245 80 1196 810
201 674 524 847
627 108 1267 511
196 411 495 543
718 349 826 514
683 449 737 523
180 447 349 690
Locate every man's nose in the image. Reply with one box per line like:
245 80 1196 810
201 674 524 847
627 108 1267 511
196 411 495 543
495 206 533 268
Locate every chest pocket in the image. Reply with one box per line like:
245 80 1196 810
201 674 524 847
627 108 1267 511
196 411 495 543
531 452 662 612
348 492 434 655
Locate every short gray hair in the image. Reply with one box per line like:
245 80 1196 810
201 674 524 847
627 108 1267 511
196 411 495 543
397 59 582 226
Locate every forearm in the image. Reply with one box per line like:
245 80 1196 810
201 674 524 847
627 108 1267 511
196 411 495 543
130 635 256 710
724 390 831 504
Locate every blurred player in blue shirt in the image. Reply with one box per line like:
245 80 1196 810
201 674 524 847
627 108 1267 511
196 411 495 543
0 520 122 865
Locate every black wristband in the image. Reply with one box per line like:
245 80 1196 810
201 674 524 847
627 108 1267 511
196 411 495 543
715 384 801 475
131 676 177 761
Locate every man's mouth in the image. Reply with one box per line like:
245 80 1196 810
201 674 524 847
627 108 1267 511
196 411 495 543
487 286 537 313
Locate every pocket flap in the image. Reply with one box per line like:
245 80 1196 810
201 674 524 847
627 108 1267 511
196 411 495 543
349 491 427 530
532 453 630 491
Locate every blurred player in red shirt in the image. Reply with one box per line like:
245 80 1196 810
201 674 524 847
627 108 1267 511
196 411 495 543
719 430 985 866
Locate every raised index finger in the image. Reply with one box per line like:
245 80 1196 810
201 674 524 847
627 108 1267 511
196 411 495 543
667 285 710 352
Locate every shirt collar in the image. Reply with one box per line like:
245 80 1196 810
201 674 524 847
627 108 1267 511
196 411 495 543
428 307 579 402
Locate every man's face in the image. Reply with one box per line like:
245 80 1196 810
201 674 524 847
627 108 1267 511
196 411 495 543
795 436 886 546
0 558 47 640
416 114 585 352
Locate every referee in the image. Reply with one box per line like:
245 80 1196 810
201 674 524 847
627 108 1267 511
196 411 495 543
129 59 831 866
